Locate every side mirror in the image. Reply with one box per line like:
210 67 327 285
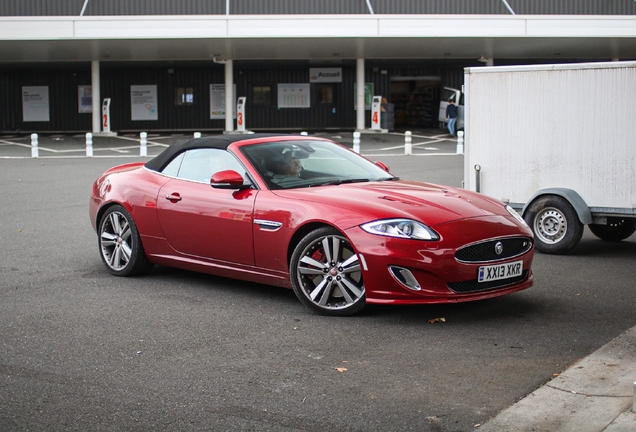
375 161 390 172
210 170 250 189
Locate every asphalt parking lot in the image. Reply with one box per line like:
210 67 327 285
1 131 635 431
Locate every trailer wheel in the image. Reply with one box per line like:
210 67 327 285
524 196 583 254
589 218 636 242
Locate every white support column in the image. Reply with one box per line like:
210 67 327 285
356 58 365 131
91 60 101 133
225 60 234 133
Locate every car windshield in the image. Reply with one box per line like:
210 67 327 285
240 140 396 190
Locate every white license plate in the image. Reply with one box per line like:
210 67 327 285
478 260 523 283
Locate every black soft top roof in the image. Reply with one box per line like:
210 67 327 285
144 133 283 172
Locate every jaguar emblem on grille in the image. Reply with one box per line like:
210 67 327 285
495 241 504 256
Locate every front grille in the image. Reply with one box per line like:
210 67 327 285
455 237 532 263
447 270 529 293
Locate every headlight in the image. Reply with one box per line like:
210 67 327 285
361 219 440 241
505 205 528 227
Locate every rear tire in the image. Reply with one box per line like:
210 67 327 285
524 196 583 255
589 218 636 242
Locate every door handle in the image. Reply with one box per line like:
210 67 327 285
165 193 182 203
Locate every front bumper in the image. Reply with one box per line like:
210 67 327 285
345 216 535 305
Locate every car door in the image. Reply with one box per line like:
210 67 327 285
156 148 257 265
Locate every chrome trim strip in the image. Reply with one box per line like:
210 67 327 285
389 266 421 291
358 253 368 271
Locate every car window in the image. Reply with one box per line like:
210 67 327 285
161 148 246 183
161 153 185 177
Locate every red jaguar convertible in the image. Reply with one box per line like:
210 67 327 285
89 134 534 316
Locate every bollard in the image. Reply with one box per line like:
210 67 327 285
193 132 201 139
140 132 148 157
404 131 412 155
353 132 361 154
85 132 94 157
31 133 39 158
456 131 464 154
474 164 482 193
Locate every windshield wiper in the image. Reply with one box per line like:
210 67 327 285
377 176 399 181
309 178 371 187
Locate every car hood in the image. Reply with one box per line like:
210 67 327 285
273 180 508 226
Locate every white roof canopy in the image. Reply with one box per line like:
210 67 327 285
1 15 636 63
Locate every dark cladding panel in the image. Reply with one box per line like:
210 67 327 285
232 0 367 15
512 0 636 15
373 0 636 15
0 71 21 131
373 0 507 15
3 0 636 16
0 0 84 16
84 0 226 16
0 66 92 132
99 64 227 131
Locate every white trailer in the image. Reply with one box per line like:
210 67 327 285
463 61 636 254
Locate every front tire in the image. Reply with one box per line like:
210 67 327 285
290 227 366 316
98 205 153 276
589 218 636 242
524 196 583 255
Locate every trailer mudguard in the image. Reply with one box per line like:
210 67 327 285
521 188 592 225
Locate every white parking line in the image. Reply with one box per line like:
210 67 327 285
0 135 169 157
0 140 31 148
379 137 455 151
113 135 170 147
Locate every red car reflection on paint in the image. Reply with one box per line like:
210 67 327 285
89 134 534 316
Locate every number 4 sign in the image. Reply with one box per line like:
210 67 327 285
371 96 382 130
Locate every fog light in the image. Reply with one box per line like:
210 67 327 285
389 266 421 291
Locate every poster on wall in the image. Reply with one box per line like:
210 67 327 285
209 84 237 119
277 84 310 108
353 83 374 110
22 86 50 122
131 85 158 121
78 85 92 113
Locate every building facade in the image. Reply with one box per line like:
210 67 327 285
1 0 636 133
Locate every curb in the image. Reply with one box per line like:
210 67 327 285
479 326 636 432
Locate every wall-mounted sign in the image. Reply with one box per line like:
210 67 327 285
309 68 342 83
78 85 92 113
278 84 310 108
131 85 158 121
210 84 237 119
22 86 50 122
